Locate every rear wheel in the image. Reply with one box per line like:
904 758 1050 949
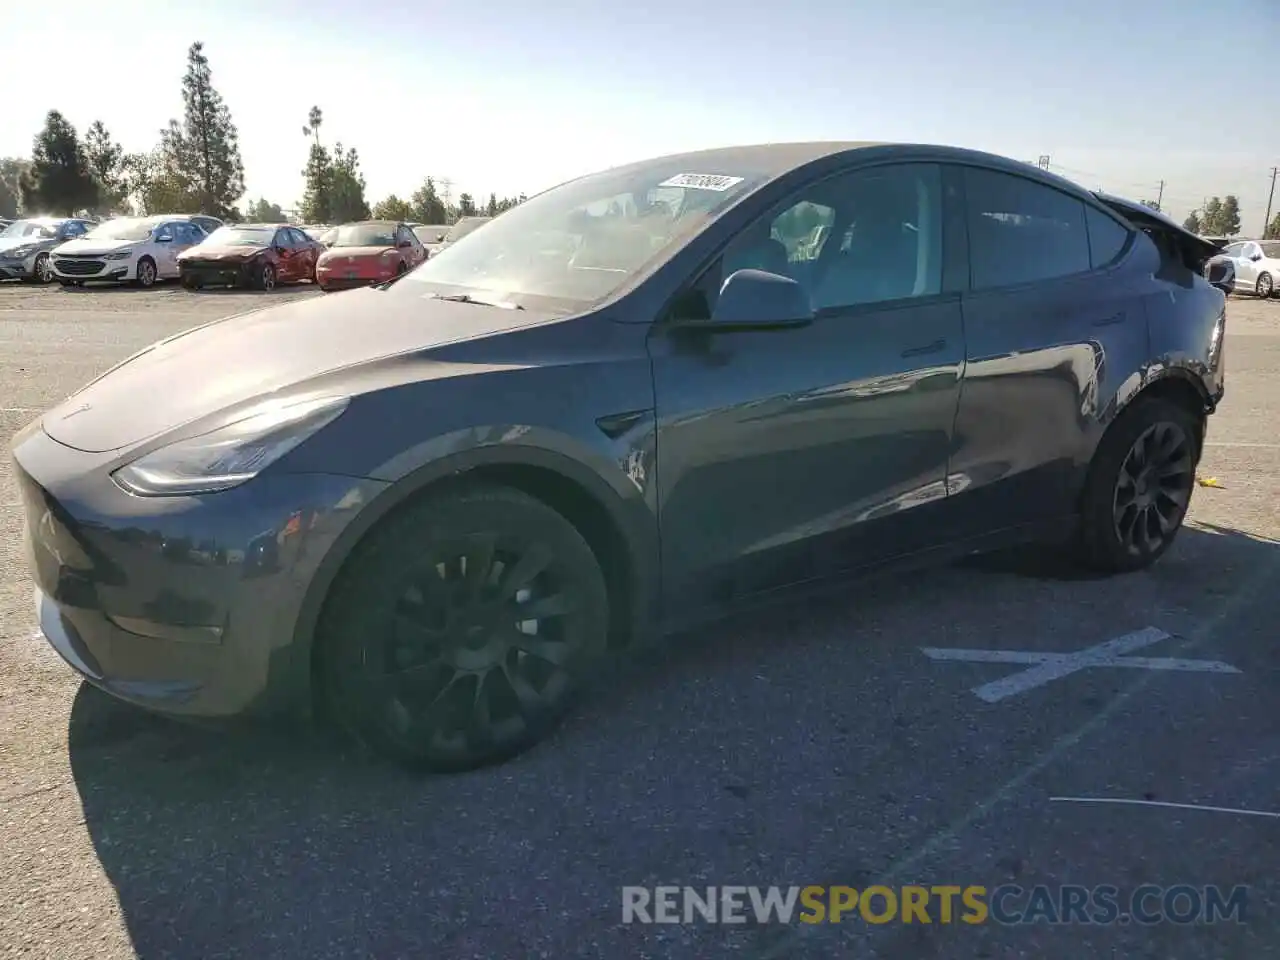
1076 397 1200 573
316 484 610 772
1257 272 1274 299
181 274 201 291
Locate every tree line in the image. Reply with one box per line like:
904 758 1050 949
0 41 525 226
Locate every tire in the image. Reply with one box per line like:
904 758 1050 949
135 257 157 288
396 261 407 276
32 253 53 284
316 484 610 772
1076 397 1201 574
256 261 277 292
180 274 201 291
1257 272 1274 299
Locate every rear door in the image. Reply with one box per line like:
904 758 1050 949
946 165 1149 537
397 224 426 266
286 228 317 278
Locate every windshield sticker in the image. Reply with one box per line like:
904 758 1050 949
658 173 745 192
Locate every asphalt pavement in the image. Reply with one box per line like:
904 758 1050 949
1 280 1278 960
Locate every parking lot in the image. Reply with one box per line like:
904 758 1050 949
1 280 1278 959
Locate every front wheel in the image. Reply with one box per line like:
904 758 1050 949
256 261 277 291
1076 397 1200 573
135 257 157 288
33 253 53 284
1256 272 1274 299
316 484 610 772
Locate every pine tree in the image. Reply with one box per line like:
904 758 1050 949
372 195 414 220
19 110 98 215
1265 212 1280 241
1218 196 1241 236
300 106 332 223
83 121 126 214
410 177 448 224
1183 210 1202 234
328 143 370 222
170 42 245 218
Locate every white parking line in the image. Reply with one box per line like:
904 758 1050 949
1049 796 1280 819
920 627 1241 703
755 552 1280 959
0 407 39 414
1204 441 1280 449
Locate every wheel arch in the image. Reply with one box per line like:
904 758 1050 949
290 446 659 713
1121 370 1211 457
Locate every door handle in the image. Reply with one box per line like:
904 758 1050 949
1092 312 1125 327
901 339 946 358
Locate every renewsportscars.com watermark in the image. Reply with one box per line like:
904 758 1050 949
621 884 1249 926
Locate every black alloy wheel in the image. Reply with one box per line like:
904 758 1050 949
1078 397 1200 573
318 485 610 771
1111 420 1195 560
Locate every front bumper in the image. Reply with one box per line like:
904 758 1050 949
13 421 390 719
316 260 396 290
51 254 134 282
179 260 255 287
0 253 39 280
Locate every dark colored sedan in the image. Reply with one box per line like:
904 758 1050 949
13 142 1226 772
177 223 322 290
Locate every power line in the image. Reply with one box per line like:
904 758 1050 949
1264 167 1277 237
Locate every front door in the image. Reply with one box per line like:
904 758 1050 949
650 161 966 615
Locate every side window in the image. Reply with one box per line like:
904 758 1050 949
154 222 175 242
1085 205 1131 268
290 228 310 246
964 168 1091 289
718 163 944 312
1223 243 1242 258
273 229 292 248
62 222 84 238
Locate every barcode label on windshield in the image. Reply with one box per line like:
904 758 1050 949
658 173 745 192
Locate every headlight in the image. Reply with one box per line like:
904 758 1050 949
112 396 349 496
6 245 35 259
103 250 132 260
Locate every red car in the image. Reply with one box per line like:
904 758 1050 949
177 223 324 291
315 221 427 291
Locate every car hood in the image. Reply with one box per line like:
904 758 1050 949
54 238 138 256
0 235 54 253
319 245 394 261
180 244 267 261
41 287 552 453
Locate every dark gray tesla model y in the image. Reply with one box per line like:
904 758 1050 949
12 142 1227 771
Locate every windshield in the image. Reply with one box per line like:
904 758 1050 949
205 226 275 247
0 220 58 240
444 218 490 243
415 224 450 242
331 223 397 248
84 219 155 242
1261 241 1280 259
401 164 762 307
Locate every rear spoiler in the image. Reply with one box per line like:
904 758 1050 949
1093 192 1225 271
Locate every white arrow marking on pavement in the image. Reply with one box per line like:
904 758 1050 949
921 627 1242 703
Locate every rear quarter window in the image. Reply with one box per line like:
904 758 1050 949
1085 206 1131 268
962 167 1091 290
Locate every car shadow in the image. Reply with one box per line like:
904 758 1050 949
67 521 1278 958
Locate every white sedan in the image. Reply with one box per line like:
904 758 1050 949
1218 238 1280 299
50 216 207 287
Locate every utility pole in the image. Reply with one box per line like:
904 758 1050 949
439 178 454 211
1156 180 1164 211
1264 167 1278 239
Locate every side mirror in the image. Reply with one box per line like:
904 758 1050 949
436 233 446 242
155 235 172 243
698 269 814 330
1251 252 1263 261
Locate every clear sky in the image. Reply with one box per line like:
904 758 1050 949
6 0 1278 232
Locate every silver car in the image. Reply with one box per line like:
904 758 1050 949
1219 238 1280 298
0 217 96 282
